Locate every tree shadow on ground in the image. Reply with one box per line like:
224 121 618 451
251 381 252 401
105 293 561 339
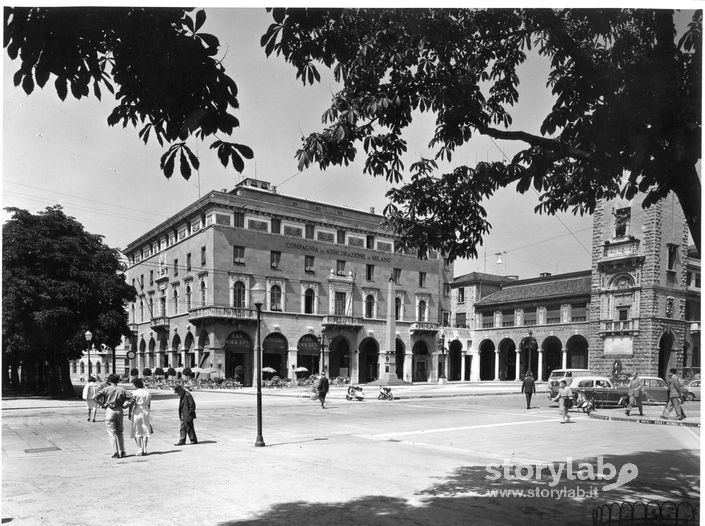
219 448 699 526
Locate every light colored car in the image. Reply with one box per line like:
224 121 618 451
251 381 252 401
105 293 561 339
547 369 593 398
684 379 700 401
568 376 615 390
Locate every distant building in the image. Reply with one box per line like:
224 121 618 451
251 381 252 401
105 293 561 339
443 192 700 382
118 178 453 386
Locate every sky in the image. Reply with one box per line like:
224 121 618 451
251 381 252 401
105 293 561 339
3 6 694 281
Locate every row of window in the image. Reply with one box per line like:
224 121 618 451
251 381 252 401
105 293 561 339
133 246 442 292
131 282 432 323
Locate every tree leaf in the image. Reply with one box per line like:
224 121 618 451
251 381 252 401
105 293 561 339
195 9 206 31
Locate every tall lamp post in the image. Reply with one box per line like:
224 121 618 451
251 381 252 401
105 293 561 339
437 333 446 381
318 329 327 374
85 330 93 377
251 282 266 447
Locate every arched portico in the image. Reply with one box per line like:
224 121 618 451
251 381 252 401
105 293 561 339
412 340 430 382
358 337 379 383
658 331 677 379
328 336 351 379
478 339 495 380
498 338 517 381
263 333 288 379
448 339 463 381
566 334 589 369
225 331 252 386
395 338 406 380
542 336 563 379
296 334 320 379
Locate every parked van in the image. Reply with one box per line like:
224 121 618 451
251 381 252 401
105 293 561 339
547 369 593 398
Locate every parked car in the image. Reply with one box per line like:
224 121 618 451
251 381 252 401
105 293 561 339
547 369 593 399
638 376 669 404
683 378 701 401
567 376 622 409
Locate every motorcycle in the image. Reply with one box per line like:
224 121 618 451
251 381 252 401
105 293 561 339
345 385 365 401
377 386 394 401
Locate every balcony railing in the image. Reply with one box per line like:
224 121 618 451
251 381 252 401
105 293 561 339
410 321 440 333
600 319 640 334
321 315 363 328
188 306 257 324
150 316 170 331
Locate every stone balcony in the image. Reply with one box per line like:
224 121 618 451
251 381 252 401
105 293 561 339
149 316 170 332
321 315 363 329
599 319 640 335
598 237 644 270
188 306 258 324
410 321 440 334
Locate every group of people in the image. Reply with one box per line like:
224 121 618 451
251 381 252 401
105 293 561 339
519 368 688 424
82 374 199 458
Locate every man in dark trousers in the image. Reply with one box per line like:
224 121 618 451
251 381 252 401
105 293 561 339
521 371 536 409
174 384 198 445
661 368 686 420
317 371 330 409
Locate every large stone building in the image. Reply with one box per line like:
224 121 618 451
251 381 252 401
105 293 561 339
71 184 699 386
445 192 701 382
117 178 453 386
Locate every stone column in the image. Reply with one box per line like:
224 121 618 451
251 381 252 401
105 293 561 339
494 349 500 381
431 351 439 383
561 347 568 369
470 350 481 382
460 351 467 381
288 349 297 381
350 350 360 384
404 350 413 383
538 349 544 381
515 349 521 380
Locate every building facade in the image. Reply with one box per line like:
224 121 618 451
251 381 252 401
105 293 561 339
444 192 701 382
119 179 453 386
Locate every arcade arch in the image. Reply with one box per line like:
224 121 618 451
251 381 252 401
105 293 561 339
412 340 430 382
328 336 351 379
359 337 379 383
448 339 463 381
478 339 496 380
566 334 589 369
225 331 252 386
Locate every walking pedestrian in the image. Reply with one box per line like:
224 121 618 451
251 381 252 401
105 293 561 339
129 378 152 456
173 385 198 445
521 371 536 409
82 376 99 422
317 371 330 409
625 372 644 416
94 374 129 458
552 380 573 423
661 369 686 420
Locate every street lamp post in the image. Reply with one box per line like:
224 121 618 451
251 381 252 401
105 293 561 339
252 282 266 447
438 334 446 381
85 330 93 377
318 329 327 374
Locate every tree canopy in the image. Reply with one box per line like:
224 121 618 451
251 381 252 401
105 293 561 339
4 7 253 181
2 206 136 395
262 8 702 259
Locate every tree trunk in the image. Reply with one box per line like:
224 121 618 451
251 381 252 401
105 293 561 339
671 163 701 256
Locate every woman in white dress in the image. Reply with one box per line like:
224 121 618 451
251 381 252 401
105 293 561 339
129 378 152 455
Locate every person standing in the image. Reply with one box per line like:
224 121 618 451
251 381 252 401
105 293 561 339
552 380 573 423
94 374 129 458
129 378 152 456
317 371 330 409
82 376 99 422
174 385 198 445
521 371 536 410
661 369 686 420
625 372 644 416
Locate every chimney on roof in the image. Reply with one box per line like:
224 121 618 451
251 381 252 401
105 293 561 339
370 207 375 214
540 272 552 277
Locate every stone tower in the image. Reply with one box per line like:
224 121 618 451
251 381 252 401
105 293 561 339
588 192 691 378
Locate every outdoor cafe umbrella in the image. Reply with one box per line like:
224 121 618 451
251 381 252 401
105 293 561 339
294 367 309 372
261 367 276 379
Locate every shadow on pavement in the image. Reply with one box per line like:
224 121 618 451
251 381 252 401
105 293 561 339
217 449 699 526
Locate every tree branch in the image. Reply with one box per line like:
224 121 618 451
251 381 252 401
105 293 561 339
475 124 594 161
